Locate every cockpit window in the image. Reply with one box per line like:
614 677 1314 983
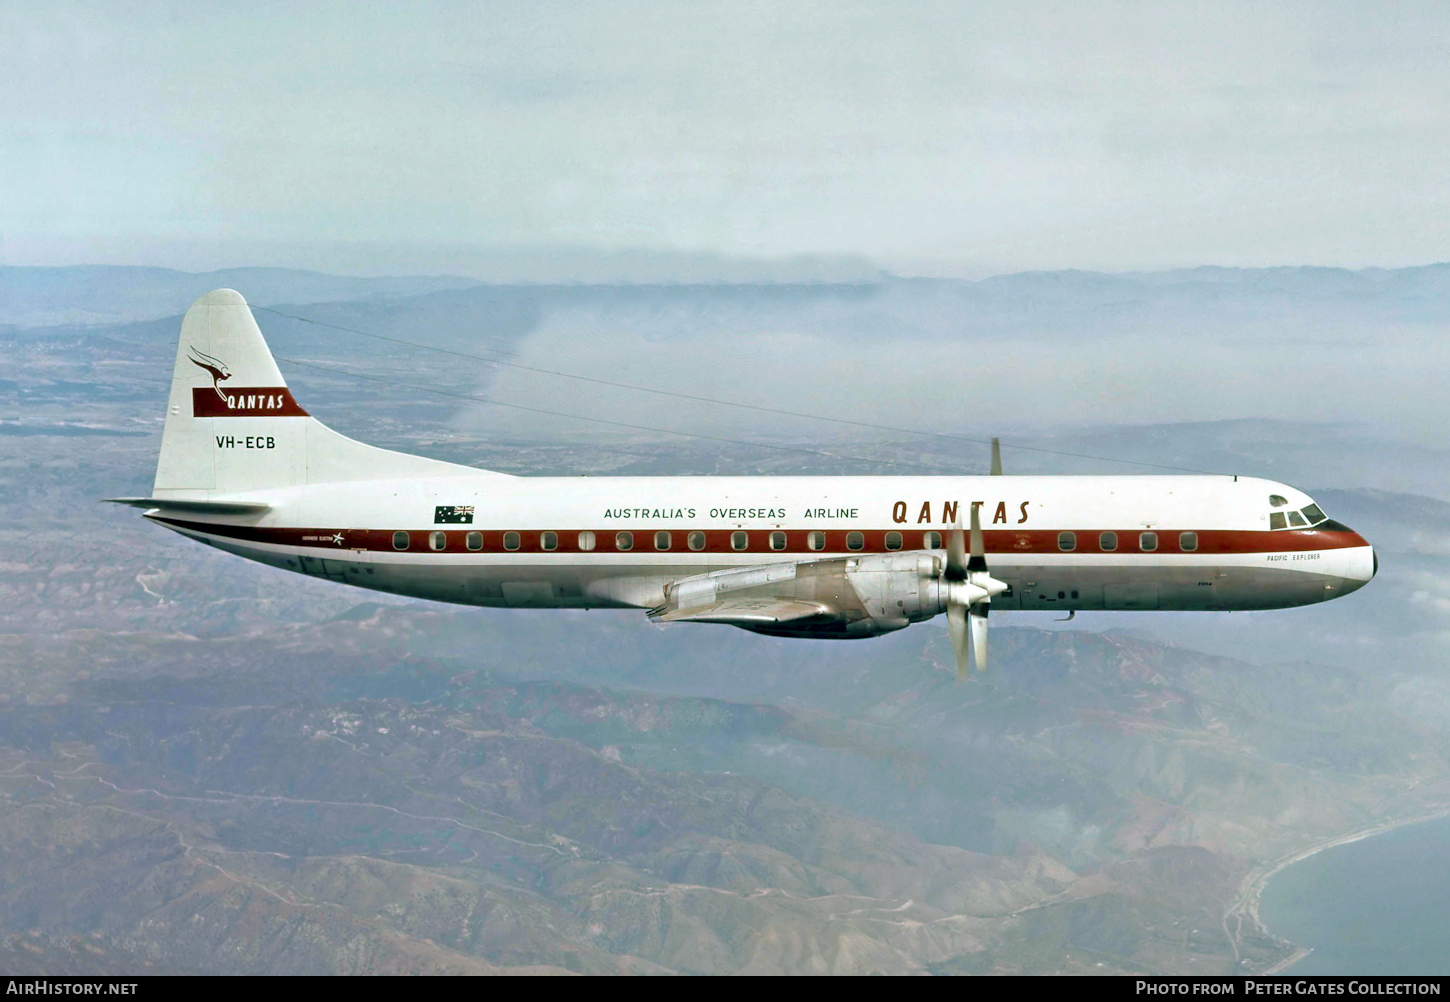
1269 501 1329 530
1269 495 1288 507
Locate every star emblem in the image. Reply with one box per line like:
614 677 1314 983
331 532 345 546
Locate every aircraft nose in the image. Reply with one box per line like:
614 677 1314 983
1335 538 1376 595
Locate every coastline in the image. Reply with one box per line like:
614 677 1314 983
1222 804 1450 972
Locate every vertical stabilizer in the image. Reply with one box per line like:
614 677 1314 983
153 289 481 498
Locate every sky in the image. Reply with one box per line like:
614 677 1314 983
3 1 1450 277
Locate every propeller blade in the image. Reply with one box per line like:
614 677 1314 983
968 502 987 573
946 519 967 581
970 602 989 673
947 602 970 681
990 437 1003 476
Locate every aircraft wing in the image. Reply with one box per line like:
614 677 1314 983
652 596 832 625
649 558 864 633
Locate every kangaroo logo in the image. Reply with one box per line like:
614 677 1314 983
187 347 231 401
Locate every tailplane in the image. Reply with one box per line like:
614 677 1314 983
151 289 482 498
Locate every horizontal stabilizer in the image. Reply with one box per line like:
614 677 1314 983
105 497 271 515
652 597 831 625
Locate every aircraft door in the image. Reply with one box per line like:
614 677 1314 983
300 529 371 582
335 528 373 582
343 528 372 561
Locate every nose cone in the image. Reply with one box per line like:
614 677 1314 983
1336 532 1376 596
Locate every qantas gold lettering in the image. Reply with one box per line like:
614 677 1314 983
895 501 1032 525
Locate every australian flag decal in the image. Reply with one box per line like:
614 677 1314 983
434 505 475 524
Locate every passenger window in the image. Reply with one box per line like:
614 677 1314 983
466 531 483 551
1269 512 1287 530
924 531 942 550
392 531 410 550
1301 504 1326 525
731 531 748 551
770 531 786 551
1287 511 1306 527
654 531 672 551
503 531 520 551
541 531 558 551
429 531 446 551
1099 531 1117 551
1058 531 1076 552
578 530 596 551
1139 532 1158 552
1179 531 1198 552
846 531 864 551
885 531 902 551
1269 495 1288 507
807 531 825 551
688 531 706 551
615 531 633 551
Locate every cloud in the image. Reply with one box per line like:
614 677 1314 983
5 2 1450 274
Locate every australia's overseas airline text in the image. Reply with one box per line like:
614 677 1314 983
599 501 1031 523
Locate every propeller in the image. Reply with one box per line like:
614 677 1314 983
944 502 1009 679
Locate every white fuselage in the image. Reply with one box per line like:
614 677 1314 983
149 472 1376 628
128 289 1377 643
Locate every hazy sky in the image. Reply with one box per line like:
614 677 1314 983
4 1 1450 276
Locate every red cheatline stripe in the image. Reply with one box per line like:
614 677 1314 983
150 518 1368 557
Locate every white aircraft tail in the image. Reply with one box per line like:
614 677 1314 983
152 289 479 498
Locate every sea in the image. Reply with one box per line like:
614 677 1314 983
1258 814 1450 975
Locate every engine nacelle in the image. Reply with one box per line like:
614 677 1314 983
841 552 943 635
655 551 947 640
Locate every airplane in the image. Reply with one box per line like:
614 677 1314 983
109 289 1377 678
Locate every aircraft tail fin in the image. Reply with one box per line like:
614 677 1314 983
153 289 480 497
